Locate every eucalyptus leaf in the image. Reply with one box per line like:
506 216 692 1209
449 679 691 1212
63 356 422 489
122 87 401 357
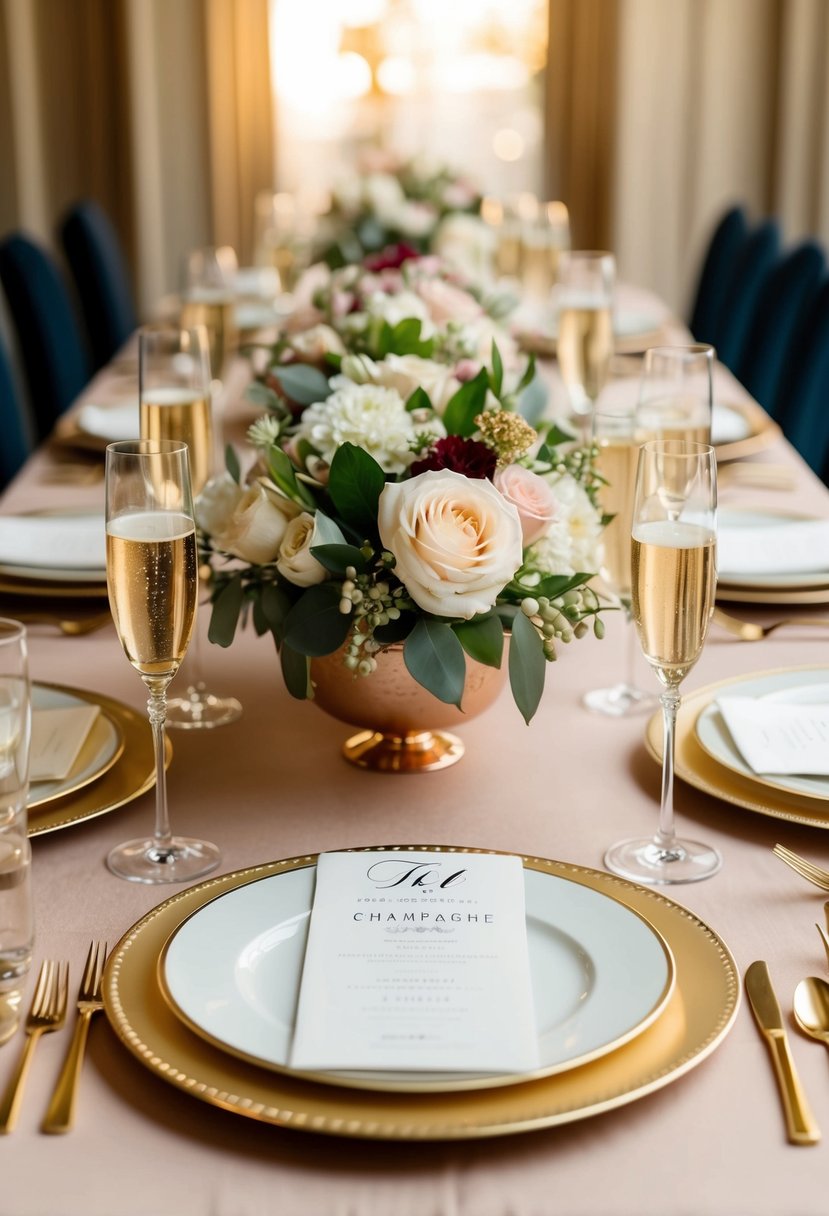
404 618 466 708
452 613 504 668
508 610 546 724
490 340 504 397
442 368 489 437
312 511 347 547
327 442 385 538
208 575 244 647
373 613 416 645
283 583 351 657
268 447 317 509
224 444 241 485
517 372 548 426
534 572 591 600
270 364 331 406
310 543 368 575
260 582 292 643
280 643 311 700
245 381 282 410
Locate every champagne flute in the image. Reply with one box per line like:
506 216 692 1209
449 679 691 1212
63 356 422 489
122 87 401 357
555 252 615 433
139 325 242 730
636 344 714 445
105 439 220 883
179 246 238 386
605 440 721 884
583 400 656 717
520 200 570 303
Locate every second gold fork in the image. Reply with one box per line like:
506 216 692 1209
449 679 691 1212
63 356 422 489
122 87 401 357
0 960 69 1133
41 941 107 1134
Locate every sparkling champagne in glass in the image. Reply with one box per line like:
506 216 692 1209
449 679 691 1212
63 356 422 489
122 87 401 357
179 247 238 385
605 440 721 884
555 252 615 429
139 325 242 730
583 400 656 717
105 439 220 883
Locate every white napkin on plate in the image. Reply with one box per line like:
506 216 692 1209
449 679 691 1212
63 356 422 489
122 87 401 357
717 517 829 577
712 402 752 444
0 514 106 570
718 695 829 776
76 402 139 442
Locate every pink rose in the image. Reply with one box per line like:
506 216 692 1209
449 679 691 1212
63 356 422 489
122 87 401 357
494 465 560 546
415 278 482 325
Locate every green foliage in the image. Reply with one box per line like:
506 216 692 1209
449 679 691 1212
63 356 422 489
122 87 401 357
269 364 332 406
327 443 385 538
267 447 317 509
281 644 311 699
283 584 352 657
403 618 467 708
224 444 241 485
208 575 244 647
508 609 546 725
442 368 489 437
452 613 504 668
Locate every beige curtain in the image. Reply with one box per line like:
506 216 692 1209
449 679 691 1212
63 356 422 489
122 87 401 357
547 0 829 316
0 0 275 316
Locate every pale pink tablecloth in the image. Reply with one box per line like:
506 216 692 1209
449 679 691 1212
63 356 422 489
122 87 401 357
2 322 829 1215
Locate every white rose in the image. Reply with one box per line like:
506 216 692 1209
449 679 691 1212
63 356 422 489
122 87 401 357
213 483 295 565
372 354 461 413
276 513 327 587
195 473 244 538
394 200 438 238
364 172 405 217
432 213 494 281
378 469 523 619
288 324 345 364
364 289 434 334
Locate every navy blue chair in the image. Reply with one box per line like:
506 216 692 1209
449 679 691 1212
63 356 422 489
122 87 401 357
0 337 31 490
714 218 781 372
0 233 91 441
688 205 750 347
60 200 137 371
775 280 829 475
735 240 825 415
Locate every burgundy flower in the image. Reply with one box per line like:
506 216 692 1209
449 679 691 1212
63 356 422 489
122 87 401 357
410 435 497 480
363 243 421 272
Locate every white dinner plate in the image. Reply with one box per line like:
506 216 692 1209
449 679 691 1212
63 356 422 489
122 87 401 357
717 508 829 590
695 668 829 802
712 402 752 445
0 512 107 583
28 684 123 809
160 861 674 1093
75 401 140 443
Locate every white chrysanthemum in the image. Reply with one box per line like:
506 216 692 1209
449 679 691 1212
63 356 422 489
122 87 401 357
525 473 602 575
295 383 417 474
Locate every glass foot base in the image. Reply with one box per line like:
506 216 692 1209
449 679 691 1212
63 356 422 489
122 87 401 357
107 837 221 884
583 682 657 717
604 836 722 885
166 689 242 731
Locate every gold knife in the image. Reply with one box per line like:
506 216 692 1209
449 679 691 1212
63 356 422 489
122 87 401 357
745 960 820 1145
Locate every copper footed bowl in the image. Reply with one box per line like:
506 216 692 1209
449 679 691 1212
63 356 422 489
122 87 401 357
309 643 508 773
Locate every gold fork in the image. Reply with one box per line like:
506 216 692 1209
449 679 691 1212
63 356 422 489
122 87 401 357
773 844 829 891
0 960 69 1133
713 608 829 642
41 942 106 1134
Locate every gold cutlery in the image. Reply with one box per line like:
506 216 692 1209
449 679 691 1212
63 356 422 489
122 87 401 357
817 918 829 969
0 960 69 1133
6 610 112 638
745 960 820 1145
773 844 829 892
794 977 829 1052
712 607 829 642
41 941 106 1134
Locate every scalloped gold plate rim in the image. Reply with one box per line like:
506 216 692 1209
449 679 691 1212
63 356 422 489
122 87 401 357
103 846 739 1141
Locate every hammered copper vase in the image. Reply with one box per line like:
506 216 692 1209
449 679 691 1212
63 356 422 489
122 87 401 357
309 644 508 773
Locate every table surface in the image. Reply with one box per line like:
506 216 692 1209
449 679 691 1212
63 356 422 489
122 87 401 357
3 304 829 1216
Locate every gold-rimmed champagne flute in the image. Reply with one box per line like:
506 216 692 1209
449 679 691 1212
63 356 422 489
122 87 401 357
636 344 714 445
555 251 615 434
138 325 242 730
605 440 721 884
105 439 220 883
583 399 656 717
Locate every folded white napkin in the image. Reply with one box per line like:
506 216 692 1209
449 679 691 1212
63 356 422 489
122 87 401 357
717 517 829 578
30 705 101 782
712 403 751 444
718 695 829 776
76 402 139 442
0 514 106 570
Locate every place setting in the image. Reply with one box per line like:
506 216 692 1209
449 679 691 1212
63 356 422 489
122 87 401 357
716 508 829 606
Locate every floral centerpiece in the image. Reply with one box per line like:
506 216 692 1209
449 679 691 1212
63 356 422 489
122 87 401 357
320 150 482 266
202 335 607 726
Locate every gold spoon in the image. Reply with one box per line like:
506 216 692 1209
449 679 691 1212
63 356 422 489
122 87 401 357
712 607 829 642
794 976 829 1051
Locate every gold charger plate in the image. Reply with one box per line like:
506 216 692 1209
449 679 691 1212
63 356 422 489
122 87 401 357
644 668 829 829
28 686 171 837
716 584 829 606
103 846 739 1141
714 398 780 463
0 573 108 600
28 682 125 809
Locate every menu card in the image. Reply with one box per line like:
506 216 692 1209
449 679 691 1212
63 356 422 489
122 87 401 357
289 850 540 1073
718 696 829 775
30 705 101 781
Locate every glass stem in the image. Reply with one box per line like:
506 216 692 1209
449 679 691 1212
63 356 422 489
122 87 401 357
657 687 682 852
146 680 172 850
